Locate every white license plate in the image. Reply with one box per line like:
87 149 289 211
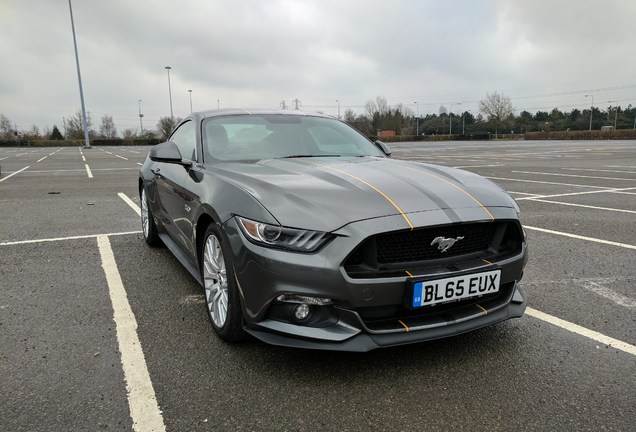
411 269 501 308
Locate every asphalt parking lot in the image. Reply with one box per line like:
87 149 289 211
1 140 634 431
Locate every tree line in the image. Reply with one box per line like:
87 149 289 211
1 92 634 142
0 111 181 142
346 94 635 138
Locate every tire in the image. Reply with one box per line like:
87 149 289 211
201 224 244 342
141 187 162 247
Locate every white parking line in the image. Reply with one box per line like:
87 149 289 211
512 170 636 182
516 187 636 201
581 280 636 309
85 164 93 178
524 226 636 250
606 165 636 169
37 156 47 163
97 235 166 432
118 192 141 216
563 168 636 175
0 231 141 246
82 155 86 162
524 198 636 214
452 164 503 169
0 165 29 182
525 308 636 356
115 155 129 160
486 176 616 189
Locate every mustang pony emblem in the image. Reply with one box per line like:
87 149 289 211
431 236 464 253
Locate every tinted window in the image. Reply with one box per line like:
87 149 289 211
169 120 196 161
203 115 383 161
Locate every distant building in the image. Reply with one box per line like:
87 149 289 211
601 126 614 131
378 130 396 138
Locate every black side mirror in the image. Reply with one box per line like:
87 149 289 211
374 140 391 157
149 141 191 166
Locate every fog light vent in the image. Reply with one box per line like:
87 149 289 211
276 294 332 306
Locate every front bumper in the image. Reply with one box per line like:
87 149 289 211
224 207 528 351
245 284 527 352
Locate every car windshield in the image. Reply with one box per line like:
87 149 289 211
202 114 384 161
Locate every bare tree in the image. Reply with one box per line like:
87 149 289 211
66 110 94 139
479 91 514 138
0 114 13 139
343 109 357 124
121 128 137 139
99 115 118 138
156 116 181 140
365 96 390 119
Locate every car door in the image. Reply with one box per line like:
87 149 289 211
155 120 198 259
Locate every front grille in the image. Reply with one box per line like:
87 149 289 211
376 223 495 263
344 220 523 278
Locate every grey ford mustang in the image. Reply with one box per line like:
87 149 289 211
139 109 528 351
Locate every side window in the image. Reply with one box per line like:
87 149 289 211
169 120 196 161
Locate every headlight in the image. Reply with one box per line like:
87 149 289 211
236 216 333 252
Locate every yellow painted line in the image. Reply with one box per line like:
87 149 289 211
398 320 410 332
482 259 494 265
398 163 495 221
311 163 414 230
476 304 488 314
405 270 414 278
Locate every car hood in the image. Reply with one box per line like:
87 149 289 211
214 157 515 232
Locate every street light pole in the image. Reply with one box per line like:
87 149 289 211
414 102 419 137
68 0 90 148
138 99 144 134
165 66 173 120
585 94 594 131
336 100 340 119
188 89 193 113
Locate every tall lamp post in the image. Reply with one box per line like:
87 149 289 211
336 100 341 119
138 99 144 134
68 0 90 148
414 101 419 137
449 102 461 135
165 66 173 120
188 89 193 113
585 94 594 131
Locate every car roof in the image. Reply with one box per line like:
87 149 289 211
198 108 335 120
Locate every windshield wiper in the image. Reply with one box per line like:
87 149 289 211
279 154 342 159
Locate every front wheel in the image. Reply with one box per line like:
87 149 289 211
201 224 244 342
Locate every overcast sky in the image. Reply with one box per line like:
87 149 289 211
1 0 635 134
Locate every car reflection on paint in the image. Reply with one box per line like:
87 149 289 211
139 109 528 351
